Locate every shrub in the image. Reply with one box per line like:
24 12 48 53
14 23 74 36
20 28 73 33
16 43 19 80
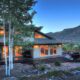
70 67 80 71
38 65 45 71
47 71 62 77
70 52 80 60
19 71 72 80
54 61 61 66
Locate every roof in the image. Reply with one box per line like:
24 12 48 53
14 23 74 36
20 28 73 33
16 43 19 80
34 27 43 31
33 26 53 39
34 38 62 45
34 27 62 45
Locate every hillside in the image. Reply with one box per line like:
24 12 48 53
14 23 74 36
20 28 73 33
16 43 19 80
47 26 80 43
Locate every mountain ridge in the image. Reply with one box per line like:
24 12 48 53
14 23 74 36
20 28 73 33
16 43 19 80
47 26 80 43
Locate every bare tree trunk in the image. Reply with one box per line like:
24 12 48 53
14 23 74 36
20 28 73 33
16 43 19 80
2 0 8 76
3 19 8 76
8 19 14 76
7 0 14 76
10 27 14 69
8 20 11 76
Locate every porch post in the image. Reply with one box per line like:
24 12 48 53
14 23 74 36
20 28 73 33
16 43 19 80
56 45 63 56
48 46 50 56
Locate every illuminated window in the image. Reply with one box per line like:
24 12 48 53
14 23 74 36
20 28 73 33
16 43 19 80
34 45 39 49
40 45 48 56
0 30 4 35
15 46 22 57
41 48 44 53
45 49 48 55
34 33 45 38
2 46 8 58
50 47 56 55
50 48 53 55
54 49 56 54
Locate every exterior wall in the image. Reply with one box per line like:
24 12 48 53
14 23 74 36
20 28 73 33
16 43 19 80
33 46 40 58
0 37 3 43
56 46 63 56
33 45 63 59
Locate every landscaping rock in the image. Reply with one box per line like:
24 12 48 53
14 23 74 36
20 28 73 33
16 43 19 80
2 77 18 80
72 70 80 75
1 63 80 80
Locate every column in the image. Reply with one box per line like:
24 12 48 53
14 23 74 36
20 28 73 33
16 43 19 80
48 46 50 56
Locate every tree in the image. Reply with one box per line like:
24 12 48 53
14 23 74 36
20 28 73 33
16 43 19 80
0 0 37 76
63 43 75 51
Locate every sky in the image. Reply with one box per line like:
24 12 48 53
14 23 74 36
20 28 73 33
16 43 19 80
33 0 80 33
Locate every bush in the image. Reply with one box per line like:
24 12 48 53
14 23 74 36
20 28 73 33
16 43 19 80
54 61 61 66
19 71 72 80
38 65 45 71
71 67 80 71
70 52 80 60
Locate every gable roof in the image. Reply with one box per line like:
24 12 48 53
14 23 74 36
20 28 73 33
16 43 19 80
34 27 62 45
34 26 54 39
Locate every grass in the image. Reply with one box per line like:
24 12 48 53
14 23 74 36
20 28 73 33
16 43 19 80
54 61 61 66
37 65 45 71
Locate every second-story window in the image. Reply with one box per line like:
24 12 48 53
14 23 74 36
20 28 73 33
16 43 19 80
34 33 45 38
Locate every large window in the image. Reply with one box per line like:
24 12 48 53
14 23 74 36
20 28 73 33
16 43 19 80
50 47 56 55
34 33 45 38
40 45 48 56
15 46 22 57
45 49 48 55
41 48 44 53
0 29 4 36
50 48 53 55
2 46 8 58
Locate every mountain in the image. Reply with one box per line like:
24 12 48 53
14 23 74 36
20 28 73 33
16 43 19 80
47 26 80 43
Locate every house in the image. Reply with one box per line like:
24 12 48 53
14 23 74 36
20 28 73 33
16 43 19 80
33 27 63 59
0 27 63 62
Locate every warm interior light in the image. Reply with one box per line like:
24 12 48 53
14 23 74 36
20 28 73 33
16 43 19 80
2 45 23 59
34 45 39 49
15 46 22 57
58 45 62 47
34 33 45 38
2 46 8 58
40 53 46 56
0 30 4 35
40 45 48 57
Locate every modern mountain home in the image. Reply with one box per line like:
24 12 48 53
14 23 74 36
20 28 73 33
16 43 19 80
33 27 63 59
0 27 63 62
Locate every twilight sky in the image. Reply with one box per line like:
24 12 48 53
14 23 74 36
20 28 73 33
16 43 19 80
33 0 80 33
